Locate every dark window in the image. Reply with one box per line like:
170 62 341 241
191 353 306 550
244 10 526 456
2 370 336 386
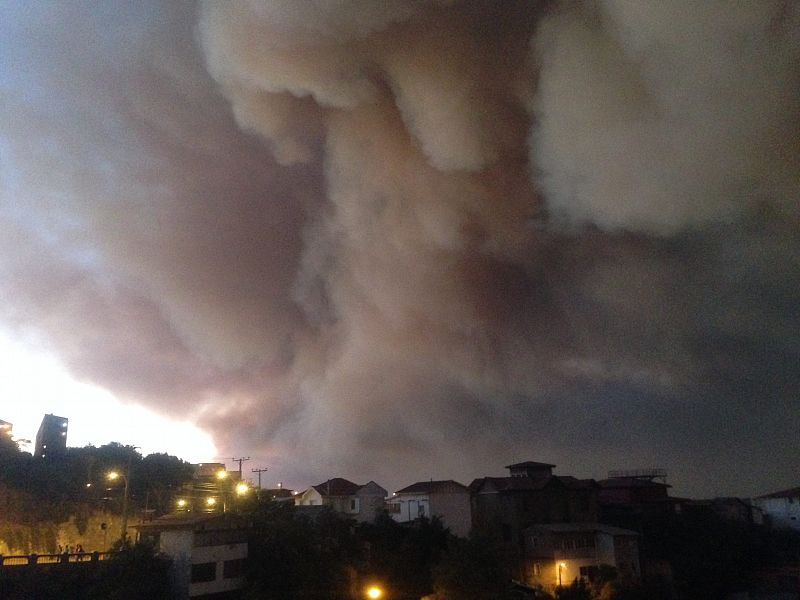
191 562 217 583
502 524 512 542
223 558 246 579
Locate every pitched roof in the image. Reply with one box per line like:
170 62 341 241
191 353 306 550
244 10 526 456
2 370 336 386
556 475 599 489
135 513 241 531
312 477 361 496
599 477 671 489
526 522 639 537
470 473 598 493
470 476 558 493
505 461 556 470
395 480 469 495
756 486 800 500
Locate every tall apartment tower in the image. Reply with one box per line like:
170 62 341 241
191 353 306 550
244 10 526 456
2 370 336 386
35 413 68 458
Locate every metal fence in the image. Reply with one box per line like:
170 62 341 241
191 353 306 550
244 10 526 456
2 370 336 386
0 552 117 567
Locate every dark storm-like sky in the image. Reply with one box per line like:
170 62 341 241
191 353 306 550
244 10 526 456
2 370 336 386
0 0 798 497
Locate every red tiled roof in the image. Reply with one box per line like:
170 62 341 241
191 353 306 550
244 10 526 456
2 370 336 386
395 480 468 495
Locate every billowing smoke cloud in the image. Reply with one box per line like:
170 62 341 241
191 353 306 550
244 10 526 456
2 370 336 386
1 0 798 496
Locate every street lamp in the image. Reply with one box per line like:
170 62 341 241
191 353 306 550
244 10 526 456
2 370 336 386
107 447 138 544
106 470 131 543
366 586 383 599
235 482 249 496
558 562 566 587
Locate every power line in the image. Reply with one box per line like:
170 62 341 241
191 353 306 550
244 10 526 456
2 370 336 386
251 467 268 489
229 456 250 479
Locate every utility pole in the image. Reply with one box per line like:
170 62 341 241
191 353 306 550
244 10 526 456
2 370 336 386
251 467 268 490
229 456 251 479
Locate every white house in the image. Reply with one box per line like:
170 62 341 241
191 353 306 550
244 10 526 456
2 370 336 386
753 487 800 532
386 480 472 537
295 477 387 523
524 523 640 590
136 514 247 599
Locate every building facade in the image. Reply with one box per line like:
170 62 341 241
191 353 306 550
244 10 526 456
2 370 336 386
136 514 248 599
470 461 599 548
387 480 472 537
753 487 800 531
524 523 640 590
34 414 68 458
295 478 387 523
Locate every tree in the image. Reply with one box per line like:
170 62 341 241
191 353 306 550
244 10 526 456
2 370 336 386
358 513 449 598
432 535 511 600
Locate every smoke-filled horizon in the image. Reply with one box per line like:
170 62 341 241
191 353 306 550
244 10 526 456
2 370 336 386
1 0 798 497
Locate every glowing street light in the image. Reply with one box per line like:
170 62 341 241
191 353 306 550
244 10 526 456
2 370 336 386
366 586 383 599
106 469 131 543
206 497 217 507
235 482 249 496
216 469 228 480
177 498 187 509
558 562 566 587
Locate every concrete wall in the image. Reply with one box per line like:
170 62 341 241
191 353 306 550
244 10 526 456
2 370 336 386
430 491 472 538
0 511 121 555
189 542 247 598
390 493 431 524
754 496 800 531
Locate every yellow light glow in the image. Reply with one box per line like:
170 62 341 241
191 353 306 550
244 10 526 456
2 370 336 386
206 497 217 506
177 499 187 508
366 586 383 599
559 562 566 568
107 471 119 481
236 482 249 496
216 470 228 480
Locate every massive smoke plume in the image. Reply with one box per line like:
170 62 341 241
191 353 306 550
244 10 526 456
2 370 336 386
1 0 798 495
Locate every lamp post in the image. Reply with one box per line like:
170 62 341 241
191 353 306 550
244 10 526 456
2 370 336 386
107 470 130 542
558 562 566 587
107 448 138 543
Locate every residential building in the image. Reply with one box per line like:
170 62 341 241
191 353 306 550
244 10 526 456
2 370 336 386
136 513 247 599
678 497 764 525
753 487 800 532
295 477 387 523
34 414 68 458
261 487 296 503
469 461 599 549
387 480 472 537
598 473 674 530
524 523 640 590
